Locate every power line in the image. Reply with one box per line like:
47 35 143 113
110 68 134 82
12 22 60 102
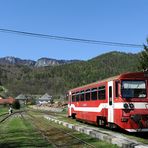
0 28 144 48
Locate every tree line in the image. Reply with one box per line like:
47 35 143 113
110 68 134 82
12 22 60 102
0 39 148 98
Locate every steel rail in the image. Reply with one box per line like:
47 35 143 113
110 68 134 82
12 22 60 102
27 111 96 148
25 112 60 148
28 108 148 140
0 111 25 123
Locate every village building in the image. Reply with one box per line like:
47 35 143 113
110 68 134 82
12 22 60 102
37 93 52 105
0 96 15 105
15 94 28 105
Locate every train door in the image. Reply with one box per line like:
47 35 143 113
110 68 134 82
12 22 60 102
108 81 114 123
68 91 72 116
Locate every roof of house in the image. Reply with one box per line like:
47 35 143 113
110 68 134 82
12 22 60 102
0 97 15 104
15 94 28 100
38 93 52 101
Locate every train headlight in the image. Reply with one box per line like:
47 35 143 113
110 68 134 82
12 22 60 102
129 103 134 109
123 103 129 109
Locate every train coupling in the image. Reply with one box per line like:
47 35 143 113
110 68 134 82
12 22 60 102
131 114 144 129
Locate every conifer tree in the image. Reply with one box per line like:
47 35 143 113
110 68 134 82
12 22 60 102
139 39 148 71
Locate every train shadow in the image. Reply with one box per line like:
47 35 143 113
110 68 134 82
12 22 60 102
104 126 148 139
127 132 148 139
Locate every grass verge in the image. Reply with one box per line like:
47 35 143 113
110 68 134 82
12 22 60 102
28 109 119 148
0 115 52 147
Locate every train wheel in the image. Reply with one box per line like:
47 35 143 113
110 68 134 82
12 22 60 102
72 113 76 119
108 123 117 129
97 117 106 127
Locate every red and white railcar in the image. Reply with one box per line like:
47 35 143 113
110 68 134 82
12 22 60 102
68 72 148 132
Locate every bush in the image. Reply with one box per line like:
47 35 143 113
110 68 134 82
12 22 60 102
0 87 4 92
12 100 20 109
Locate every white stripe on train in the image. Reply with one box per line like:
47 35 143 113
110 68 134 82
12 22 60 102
68 102 148 112
125 128 148 132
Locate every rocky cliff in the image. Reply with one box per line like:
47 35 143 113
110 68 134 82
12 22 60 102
0 56 80 67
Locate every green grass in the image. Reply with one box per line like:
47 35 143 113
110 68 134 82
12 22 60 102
0 116 52 147
125 134 148 144
41 116 119 148
0 107 8 115
29 108 148 145
56 115 148 145
72 131 118 148
28 110 119 148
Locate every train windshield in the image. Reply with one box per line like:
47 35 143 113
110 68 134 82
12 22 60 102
121 80 147 98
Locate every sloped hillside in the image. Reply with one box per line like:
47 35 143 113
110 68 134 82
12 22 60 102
0 51 139 96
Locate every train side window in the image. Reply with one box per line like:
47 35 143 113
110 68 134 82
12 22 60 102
86 89 90 101
76 92 79 102
72 93 75 102
115 81 119 98
98 86 106 100
91 88 97 100
80 91 85 101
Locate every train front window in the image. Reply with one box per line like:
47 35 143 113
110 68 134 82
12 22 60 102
121 80 146 98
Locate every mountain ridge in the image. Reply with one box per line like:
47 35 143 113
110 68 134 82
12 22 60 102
0 51 139 97
0 56 81 67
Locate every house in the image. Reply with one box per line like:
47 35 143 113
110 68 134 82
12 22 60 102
37 93 52 104
15 94 28 105
0 97 15 105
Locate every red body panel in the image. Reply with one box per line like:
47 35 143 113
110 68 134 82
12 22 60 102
68 72 148 132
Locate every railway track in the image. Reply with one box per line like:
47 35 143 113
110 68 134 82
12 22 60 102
26 110 96 148
28 108 148 139
0 111 25 123
0 112 9 123
2 108 147 147
29 108 148 147
28 108 66 117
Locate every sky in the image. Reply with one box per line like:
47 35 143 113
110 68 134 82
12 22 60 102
0 0 148 61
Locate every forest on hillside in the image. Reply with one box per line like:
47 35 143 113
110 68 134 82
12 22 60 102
0 51 140 98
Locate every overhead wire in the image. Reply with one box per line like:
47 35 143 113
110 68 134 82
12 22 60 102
0 28 144 48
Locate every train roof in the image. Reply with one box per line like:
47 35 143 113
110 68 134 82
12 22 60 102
69 71 147 92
